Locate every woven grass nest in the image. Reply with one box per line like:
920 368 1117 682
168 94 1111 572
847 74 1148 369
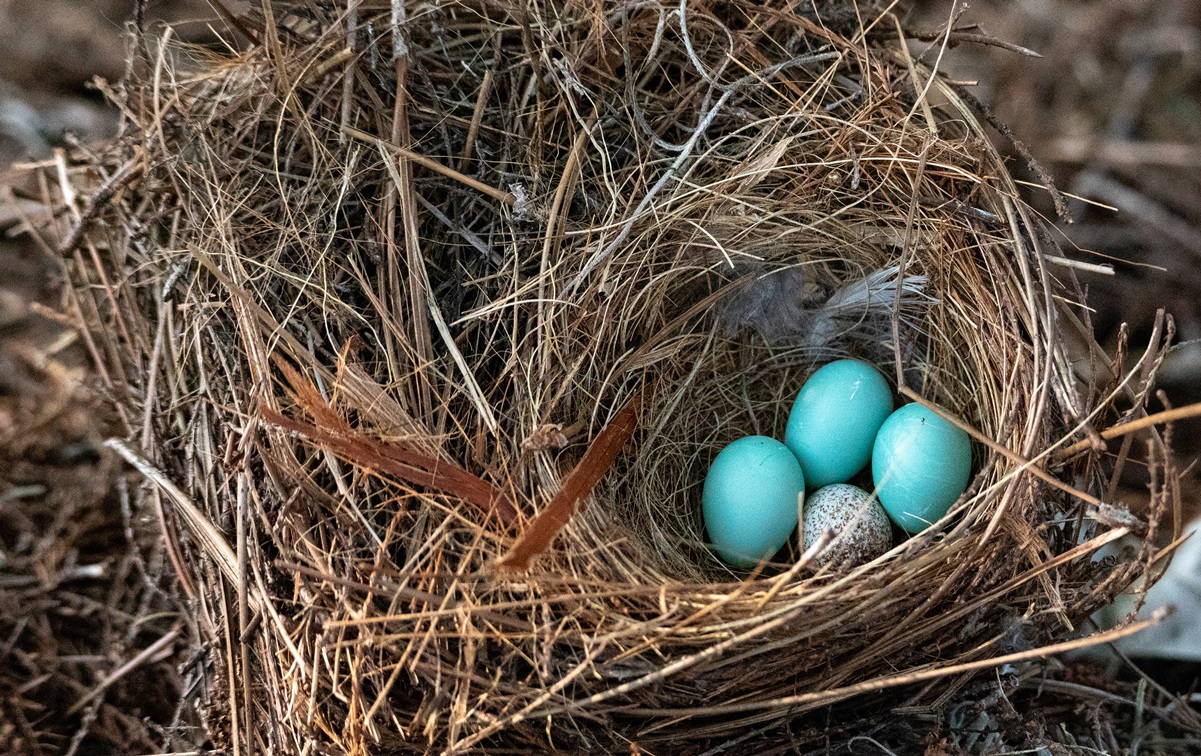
49 0 1182 752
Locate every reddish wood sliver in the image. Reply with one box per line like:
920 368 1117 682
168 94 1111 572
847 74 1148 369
260 408 517 525
498 391 645 571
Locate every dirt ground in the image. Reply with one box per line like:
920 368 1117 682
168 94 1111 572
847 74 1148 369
2 1 1200 753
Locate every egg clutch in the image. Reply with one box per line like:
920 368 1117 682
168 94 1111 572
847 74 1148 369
701 360 973 568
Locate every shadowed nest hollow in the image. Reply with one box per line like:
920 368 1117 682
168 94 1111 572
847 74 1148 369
42 0 1181 753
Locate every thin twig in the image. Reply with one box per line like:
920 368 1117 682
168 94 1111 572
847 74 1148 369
345 126 516 204
67 625 182 716
1058 401 1201 459
904 28 1042 58
954 85 1070 218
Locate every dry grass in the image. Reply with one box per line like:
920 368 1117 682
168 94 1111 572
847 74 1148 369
20 0 1188 752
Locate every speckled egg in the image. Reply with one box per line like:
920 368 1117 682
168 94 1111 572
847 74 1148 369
784 359 894 488
802 484 892 568
872 402 973 534
703 436 804 568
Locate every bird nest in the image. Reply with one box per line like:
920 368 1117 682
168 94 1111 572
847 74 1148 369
40 0 1181 752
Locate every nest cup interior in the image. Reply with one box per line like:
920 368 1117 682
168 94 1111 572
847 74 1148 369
52 0 1177 751
565 135 1000 580
604 258 943 580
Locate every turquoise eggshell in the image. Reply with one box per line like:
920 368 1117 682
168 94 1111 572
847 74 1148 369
784 360 894 488
703 436 804 567
872 403 973 534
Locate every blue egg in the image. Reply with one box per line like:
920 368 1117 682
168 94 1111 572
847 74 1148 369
784 360 894 488
703 436 804 567
872 403 973 534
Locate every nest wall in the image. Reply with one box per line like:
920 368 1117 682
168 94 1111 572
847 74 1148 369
46 1 1179 753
